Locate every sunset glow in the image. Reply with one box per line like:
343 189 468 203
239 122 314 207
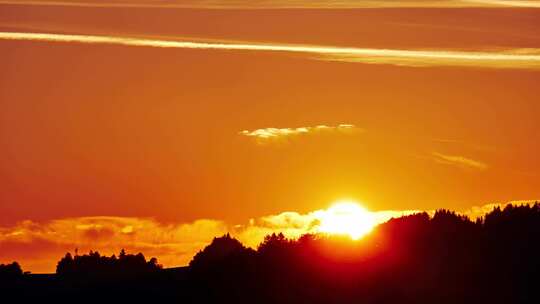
2 2 540 303
317 201 376 240
1 1 540 276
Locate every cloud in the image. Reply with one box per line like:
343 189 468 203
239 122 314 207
1 200 537 273
462 0 540 7
0 205 418 272
1 32 540 69
321 48 540 69
0 217 228 273
432 152 488 170
462 200 540 219
1 0 540 8
239 124 358 142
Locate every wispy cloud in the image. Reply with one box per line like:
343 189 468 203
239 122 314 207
239 124 358 142
432 152 488 170
463 0 540 7
321 48 540 69
1 32 540 69
2 0 540 8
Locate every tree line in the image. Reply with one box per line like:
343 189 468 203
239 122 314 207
1 203 539 304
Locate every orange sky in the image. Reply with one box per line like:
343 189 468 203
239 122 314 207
1 3 539 272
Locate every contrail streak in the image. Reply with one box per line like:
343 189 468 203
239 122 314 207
1 31 540 69
463 0 540 7
1 0 540 8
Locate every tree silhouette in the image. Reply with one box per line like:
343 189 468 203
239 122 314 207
3 203 540 304
0 262 23 279
56 249 162 278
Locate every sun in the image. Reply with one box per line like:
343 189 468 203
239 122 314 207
317 200 376 240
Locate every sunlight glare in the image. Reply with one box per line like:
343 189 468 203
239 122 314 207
318 200 376 240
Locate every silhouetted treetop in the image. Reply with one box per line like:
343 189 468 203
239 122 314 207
0 262 23 280
56 249 162 277
189 233 255 272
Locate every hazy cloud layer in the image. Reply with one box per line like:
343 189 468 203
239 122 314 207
0 208 416 272
432 152 488 170
2 201 535 272
1 0 540 8
0 217 228 272
1 32 540 69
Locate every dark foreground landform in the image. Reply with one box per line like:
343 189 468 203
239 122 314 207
2 203 540 304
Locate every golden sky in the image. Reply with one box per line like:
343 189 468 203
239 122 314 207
1 2 539 272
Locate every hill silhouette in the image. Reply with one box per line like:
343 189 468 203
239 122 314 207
1 203 539 303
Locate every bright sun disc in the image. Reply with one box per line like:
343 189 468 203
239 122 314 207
318 201 376 240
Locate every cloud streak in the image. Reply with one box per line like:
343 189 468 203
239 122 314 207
432 152 488 170
1 32 540 69
463 0 540 7
239 124 358 142
1 0 540 8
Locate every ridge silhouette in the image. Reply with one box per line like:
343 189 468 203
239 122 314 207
1 203 539 303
